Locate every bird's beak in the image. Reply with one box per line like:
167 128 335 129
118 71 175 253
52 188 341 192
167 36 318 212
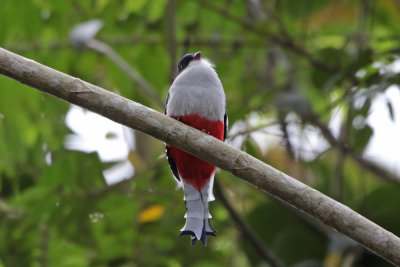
193 51 202 60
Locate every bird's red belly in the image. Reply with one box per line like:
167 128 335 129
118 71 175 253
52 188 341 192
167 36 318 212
167 113 224 191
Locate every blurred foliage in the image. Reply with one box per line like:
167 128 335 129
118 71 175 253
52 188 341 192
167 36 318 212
1 0 400 266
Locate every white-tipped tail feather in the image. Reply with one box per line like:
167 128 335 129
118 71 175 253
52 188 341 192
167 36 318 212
179 175 216 245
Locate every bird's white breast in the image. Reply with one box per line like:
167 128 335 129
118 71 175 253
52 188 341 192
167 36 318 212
166 59 226 121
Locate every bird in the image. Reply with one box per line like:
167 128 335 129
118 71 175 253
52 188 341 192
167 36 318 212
165 52 227 246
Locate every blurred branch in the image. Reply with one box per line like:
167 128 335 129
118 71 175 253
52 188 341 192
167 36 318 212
195 0 337 73
38 223 49 267
342 246 363 267
331 103 353 201
0 198 26 219
88 177 133 198
166 0 177 83
272 195 332 239
3 34 398 56
1 47 400 265
86 160 166 198
214 180 284 267
301 113 400 184
278 113 296 160
227 120 278 140
273 193 362 266
356 0 371 53
332 149 346 201
3 37 268 53
85 39 164 108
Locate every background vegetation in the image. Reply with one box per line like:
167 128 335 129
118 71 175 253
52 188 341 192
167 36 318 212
1 0 400 266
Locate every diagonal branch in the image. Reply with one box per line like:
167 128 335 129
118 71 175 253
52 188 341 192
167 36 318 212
1 47 400 265
195 0 337 73
214 180 284 267
4 37 269 54
85 39 164 108
301 113 400 184
166 0 177 83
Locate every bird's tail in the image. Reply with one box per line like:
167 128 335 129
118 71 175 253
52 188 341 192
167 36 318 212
179 175 216 246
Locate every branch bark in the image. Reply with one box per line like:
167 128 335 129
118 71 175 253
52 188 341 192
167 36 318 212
1 47 400 265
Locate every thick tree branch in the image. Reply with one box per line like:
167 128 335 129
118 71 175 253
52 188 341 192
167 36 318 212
1 47 400 265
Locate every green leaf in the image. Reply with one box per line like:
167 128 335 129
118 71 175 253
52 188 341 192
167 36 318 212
363 184 400 237
350 123 373 152
311 47 347 89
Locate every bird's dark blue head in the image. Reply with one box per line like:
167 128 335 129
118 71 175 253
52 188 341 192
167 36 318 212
177 52 201 73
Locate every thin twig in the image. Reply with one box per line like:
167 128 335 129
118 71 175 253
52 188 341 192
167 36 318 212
86 160 166 198
278 113 296 160
331 102 353 201
4 37 269 54
166 0 177 83
195 0 337 73
271 193 332 239
38 223 49 267
214 180 285 267
301 113 400 184
85 39 164 108
228 120 278 140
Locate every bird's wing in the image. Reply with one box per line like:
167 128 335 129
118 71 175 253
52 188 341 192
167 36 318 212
166 146 180 181
223 108 228 141
164 92 170 115
165 92 181 181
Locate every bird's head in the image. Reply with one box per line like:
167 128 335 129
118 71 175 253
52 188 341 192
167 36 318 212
177 52 202 73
